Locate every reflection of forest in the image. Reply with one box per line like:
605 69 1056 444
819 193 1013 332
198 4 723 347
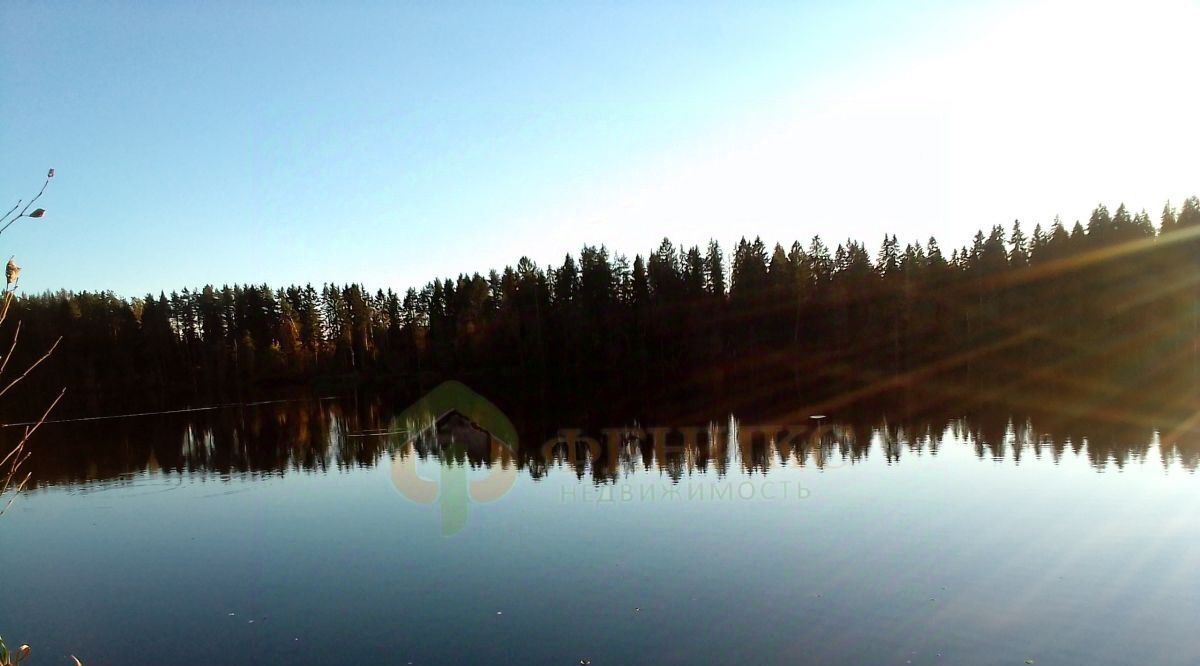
12 390 1197 490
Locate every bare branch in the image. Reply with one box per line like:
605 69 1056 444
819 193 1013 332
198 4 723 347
11 388 65 449
0 389 64 515
1 441 30 495
0 287 14 327
0 200 21 227
0 473 32 516
0 178 50 237
0 319 23 378
1 452 30 495
0 336 61 400
0 439 22 471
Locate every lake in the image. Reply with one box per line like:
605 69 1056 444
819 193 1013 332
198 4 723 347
2 388 1198 664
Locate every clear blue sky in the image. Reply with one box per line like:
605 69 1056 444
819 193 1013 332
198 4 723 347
2 0 1197 297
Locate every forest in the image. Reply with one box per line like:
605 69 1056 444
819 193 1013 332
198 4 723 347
4 196 1199 417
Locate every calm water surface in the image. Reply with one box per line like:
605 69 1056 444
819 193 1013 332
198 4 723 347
1 395 1198 664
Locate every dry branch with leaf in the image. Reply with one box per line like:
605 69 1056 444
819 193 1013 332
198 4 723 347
0 170 81 663
0 168 62 516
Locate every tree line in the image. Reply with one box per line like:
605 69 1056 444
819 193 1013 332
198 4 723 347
4 196 1199 415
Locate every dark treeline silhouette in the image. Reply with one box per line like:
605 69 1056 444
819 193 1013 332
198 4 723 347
4 197 1199 417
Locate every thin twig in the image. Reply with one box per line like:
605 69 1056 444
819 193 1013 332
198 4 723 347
0 389 64 515
11 389 65 449
0 439 21 471
0 337 61 400
0 200 20 228
1 452 30 494
0 472 32 516
0 178 49 236
1 444 30 497
0 320 23 378
0 288 14 327
1 435 30 496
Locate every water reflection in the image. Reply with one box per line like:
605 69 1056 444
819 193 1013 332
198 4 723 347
9 393 1197 491
5 393 1200 666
